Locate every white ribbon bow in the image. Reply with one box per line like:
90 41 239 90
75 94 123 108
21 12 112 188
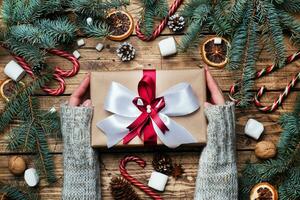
97 81 200 148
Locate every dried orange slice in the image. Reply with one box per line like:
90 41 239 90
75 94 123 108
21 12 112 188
107 10 134 41
0 79 25 102
201 36 229 68
250 182 278 200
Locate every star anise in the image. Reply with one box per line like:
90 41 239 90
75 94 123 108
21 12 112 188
172 163 184 179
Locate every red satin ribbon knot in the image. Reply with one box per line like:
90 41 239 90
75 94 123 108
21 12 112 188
124 70 169 145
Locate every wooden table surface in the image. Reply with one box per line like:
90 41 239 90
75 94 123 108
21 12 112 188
0 1 299 199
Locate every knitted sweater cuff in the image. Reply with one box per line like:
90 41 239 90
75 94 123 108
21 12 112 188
60 104 100 200
61 103 92 124
204 101 236 163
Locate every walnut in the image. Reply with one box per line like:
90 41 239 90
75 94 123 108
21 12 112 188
255 141 277 159
8 156 27 176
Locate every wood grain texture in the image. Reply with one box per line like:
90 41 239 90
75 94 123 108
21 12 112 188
0 151 257 200
0 0 299 199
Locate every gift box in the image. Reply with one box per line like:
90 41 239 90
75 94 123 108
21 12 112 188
91 69 207 148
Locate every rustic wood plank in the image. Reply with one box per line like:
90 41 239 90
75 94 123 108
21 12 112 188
0 151 257 199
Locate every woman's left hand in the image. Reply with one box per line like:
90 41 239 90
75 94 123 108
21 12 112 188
69 73 92 107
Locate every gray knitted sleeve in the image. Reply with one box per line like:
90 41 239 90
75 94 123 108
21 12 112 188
194 102 238 200
61 104 101 200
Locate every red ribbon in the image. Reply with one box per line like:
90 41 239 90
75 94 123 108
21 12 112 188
123 70 169 145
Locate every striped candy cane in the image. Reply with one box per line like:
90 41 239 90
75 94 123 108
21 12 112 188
119 156 163 200
229 51 300 112
254 72 300 112
9 48 80 96
136 0 184 41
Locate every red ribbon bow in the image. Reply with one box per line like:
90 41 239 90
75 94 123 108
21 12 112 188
123 70 169 145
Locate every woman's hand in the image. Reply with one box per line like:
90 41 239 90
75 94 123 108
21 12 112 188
69 73 92 107
204 66 225 108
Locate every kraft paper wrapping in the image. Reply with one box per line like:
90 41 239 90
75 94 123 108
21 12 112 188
91 69 207 148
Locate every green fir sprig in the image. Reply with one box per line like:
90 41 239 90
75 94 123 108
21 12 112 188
0 182 39 200
239 97 300 200
0 75 60 184
180 0 231 50
138 0 169 37
2 0 76 70
6 95 61 183
227 0 300 107
67 0 129 38
181 0 300 107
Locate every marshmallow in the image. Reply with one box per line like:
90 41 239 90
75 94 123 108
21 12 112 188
214 37 222 44
49 107 56 113
4 60 26 81
24 168 39 187
158 37 177 57
245 118 264 140
86 17 93 25
96 43 104 52
148 171 168 191
77 39 85 47
73 50 81 59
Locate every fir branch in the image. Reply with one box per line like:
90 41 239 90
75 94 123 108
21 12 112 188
81 20 110 38
279 167 300 200
181 0 209 19
180 3 211 50
153 0 168 19
277 0 300 13
69 0 128 18
209 1 232 36
138 0 168 37
8 25 57 49
259 1 286 67
35 18 76 44
278 10 300 45
272 0 284 4
236 22 258 107
1 0 15 26
230 0 247 26
6 94 60 184
227 0 255 70
0 75 51 133
6 0 43 24
0 182 33 200
211 0 232 35
141 7 156 37
239 98 300 198
6 40 46 67
40 0 64 15
34 125 57 183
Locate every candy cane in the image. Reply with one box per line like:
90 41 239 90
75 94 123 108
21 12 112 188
254 72 300 112
6 47 80 96
136 0 184 41
48 49 80 78
119 156 163 200
229 51 300 111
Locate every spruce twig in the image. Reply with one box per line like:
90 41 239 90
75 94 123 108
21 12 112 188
239 96 300 199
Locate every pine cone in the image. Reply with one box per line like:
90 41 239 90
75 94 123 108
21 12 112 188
32 63 46 75
110 176 140 200
172 163 184 179
152 153 173 175
168 14 185 32
116 42 136 62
